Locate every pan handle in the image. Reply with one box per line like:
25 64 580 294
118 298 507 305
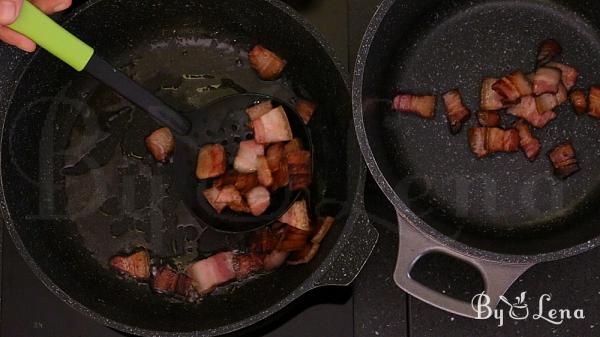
313 194 378 287
393 215 534 319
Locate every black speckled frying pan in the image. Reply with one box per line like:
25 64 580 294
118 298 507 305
0 0 378 335
354 0 600 318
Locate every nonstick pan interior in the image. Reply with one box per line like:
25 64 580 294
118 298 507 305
358 0 600 255
0 0 360 334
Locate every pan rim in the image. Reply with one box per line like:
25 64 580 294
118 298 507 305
351 0 600 265
0 0 369 336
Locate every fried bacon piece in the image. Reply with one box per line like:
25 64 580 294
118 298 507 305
548 143 580 179
234 140 265 173
514 120 541 161
263 250 290 271
547 62 578 90
287 243 320 265
477 111 501 127
481 78 504 111
442 89 471 134
485 128 520 154
267 143 286 170
252 106 294 144
214 171 259 194
277 226 311 252
535 93 559 113
245 186 271 216
393 94 436 119
588 86 600 118
203 186 226 213
245 101 273 121
507 96 557 128
152 266 179 294
492 77 520 103
248 44 287 80
468 127 520 158
532 67 562 95
468 128 487 158
196 144 227 179
175 273 198 301
256 155 273 187
235 173 260 193
311 216 335 244
271 164 289 190
509 71 534 97
250 227 279 254
145 127 175 162
284 138 304 154
110 250 151 280
556 83 568 105
287 150 312 190
266 143 289 190
213 172 237 189
279 200 311 231
492 71 532 103
536 39 562 67
186 252 236 295
233 253 264 279
296 99 317 124
216 185 249 213
570 89 587 114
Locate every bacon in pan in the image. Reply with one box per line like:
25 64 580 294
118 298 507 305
468 127 520 158
110 249 151 280
548 143 580 179
286 150 312 191
477 111 501 127
588 86 600 118
196 144 227 179
295 99 318 124
547 62 578 90
481 78 505 111
443 89 471 134
514 120 541 161
507 96 557 128
233 253 265 280
233 140 265 173
186 252 236 295
152 266 179 294
252 106 294 144
145 127 175 163
279 200 311 232
569 89 587 114
393 94 436 119
536 39 562 67
245 186 271 216
492 71 532 103
245 101 273 121
532 67 562 95
248 44 287 80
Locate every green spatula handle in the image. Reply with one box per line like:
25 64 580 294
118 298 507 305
6 1 191 134
9 1 94 71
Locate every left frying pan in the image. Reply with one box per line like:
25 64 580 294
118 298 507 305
9 0 306 231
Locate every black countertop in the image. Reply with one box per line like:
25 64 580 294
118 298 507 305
3 0 600 337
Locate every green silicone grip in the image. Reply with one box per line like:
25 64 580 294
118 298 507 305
9 1 94 71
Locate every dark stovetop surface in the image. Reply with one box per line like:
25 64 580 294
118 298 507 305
3 0 600 337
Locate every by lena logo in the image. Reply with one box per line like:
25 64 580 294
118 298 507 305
471 291 585 327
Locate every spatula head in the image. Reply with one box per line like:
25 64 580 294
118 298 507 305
173 93 312 233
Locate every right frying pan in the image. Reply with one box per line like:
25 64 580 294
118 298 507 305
353 0 600 318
